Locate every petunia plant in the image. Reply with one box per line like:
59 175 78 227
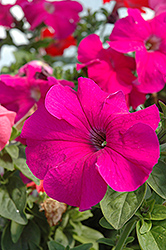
0 0 166 250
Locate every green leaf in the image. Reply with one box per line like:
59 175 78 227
100 185 146 230
69 220 82 236
136 220 166 250
139 199 155 220
10 221 25 243
159 101 166 129
68 208 93 222
54 227 69 247
139 219 152 234
10 127 20 141
72 243 93 250
14 158 40 185
73 225 103 250
28 241 42 250
0 153 14 170
0 176 27 224
48 241 65 250
96 238 114 246
150 204 166 220
99 217 114 229
5 145 19 159
114 220 137 250
148 160 166 199
1 221 41 250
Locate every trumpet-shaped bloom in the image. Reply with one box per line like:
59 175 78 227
109 9 166 93
17 0 83 39
77 34 145 109
21 77 160 211
0 106 16 151
0 62 74 122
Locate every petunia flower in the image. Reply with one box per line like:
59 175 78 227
109 9 166 93
16 0 83 39
0 2 15 28
21 77 160 211
0 106 16 151
0 61 74 122
41 27 77 56
77 34 145 109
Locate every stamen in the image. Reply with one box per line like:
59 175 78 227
90 129 107 151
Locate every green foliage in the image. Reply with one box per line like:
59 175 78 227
48 241 93 250
1 220 41 250
148 160 166 199
136 220 166 250
14 158 40 185
0 175 27 225
100 184 146 229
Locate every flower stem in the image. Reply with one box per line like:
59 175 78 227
114 219 137 250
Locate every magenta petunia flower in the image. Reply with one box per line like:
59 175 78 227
21 77 160 210
0 2 14 28
109 9 166 93
17 0 83 39
77 34 145 109
0 62 74 122
0 106 16 151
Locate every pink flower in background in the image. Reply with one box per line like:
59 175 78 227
21 77 160 210
18 60 53 75
0 2 15 28
0 106 16 151
109 9 166 93
77 34 145 109
16 0 83 39
0 61 74 122
149 0 166 15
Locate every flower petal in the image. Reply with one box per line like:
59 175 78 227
97 123 159 191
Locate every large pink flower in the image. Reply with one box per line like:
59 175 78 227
109 9 166 93
77 34 145 109
21 77 160 210
16 0 83 39
0 2 15 28
0 61 74 122
0 106 16 151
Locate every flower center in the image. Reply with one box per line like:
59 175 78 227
44 2 55 14
145 35 161 51
90 129 107 151
30 87 41 102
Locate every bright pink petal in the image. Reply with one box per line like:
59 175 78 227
97 123 159 191
77 34 103 63
44 152 107 210
87 61 132 94
136 50 166 93
0 106 16 151
109 9 150 53
107 104 160 132
45 82 90 130
127 85 146 109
